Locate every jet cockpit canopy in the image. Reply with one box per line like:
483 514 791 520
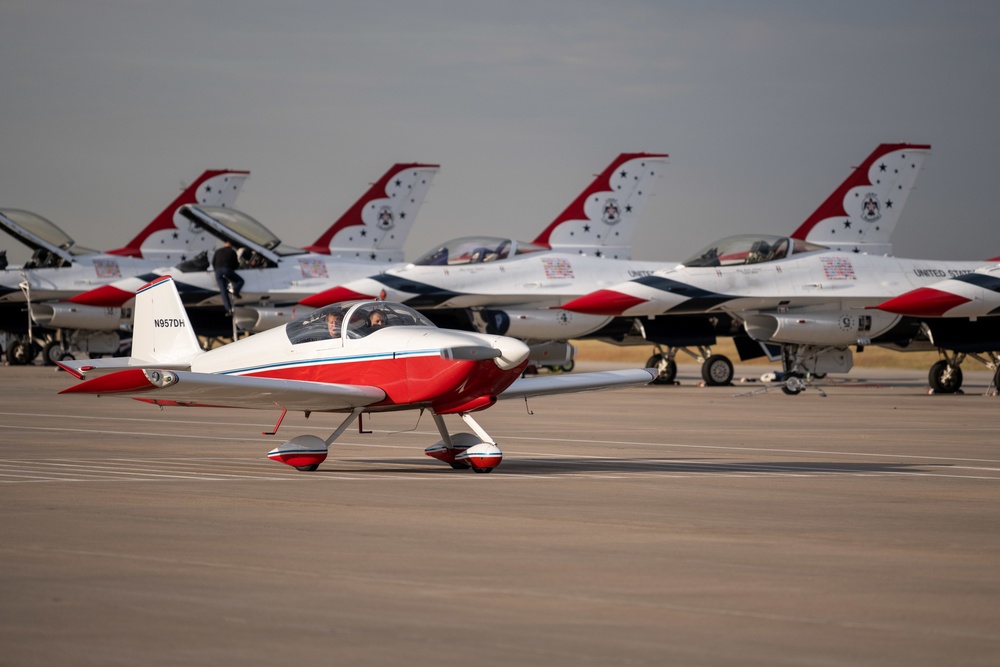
412 236 548 266
682 234 827 268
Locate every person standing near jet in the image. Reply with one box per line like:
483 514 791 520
212 240 244 314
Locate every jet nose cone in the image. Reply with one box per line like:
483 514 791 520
70 284 135 307
492 336 530 371
299 285 377 308
561 290 648 315
878 287 971 317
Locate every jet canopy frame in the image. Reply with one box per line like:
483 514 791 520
285 300 436 345
0 209 99 267
180 205 306 268
412 236 549 266
682 234 827 268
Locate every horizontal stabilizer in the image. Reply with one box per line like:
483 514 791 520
56 357 191 380
500 368 655 400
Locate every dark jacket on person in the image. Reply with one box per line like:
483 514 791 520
212 245 239 272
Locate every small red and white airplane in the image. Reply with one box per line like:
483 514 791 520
58 276 655 473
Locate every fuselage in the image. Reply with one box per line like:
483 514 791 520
877 264 1000 318
0 254 172 303
191 300 530 414
316 252 675 310
564 237 989 318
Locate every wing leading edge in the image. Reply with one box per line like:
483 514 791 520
499 368 656 400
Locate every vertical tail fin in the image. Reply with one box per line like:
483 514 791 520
790 143 930 255
130 276 204 366
106 169 250 263
532 153 668 260
304 163 440 262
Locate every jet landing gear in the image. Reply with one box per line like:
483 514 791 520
645 344 733 386
927 351 1000 395
929 358 963 394
265 408 504 473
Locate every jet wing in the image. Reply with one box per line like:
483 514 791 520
499 368 655 400
60 368 387 412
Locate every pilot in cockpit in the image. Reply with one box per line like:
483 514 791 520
326 312 342 338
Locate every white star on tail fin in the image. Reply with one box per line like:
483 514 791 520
532 153 668 260
306 163 439 262
791 143 930 255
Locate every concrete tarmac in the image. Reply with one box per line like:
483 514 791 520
1 363 998 666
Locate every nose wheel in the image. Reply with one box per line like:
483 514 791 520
426 413 504 473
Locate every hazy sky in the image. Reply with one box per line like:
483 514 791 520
2 1 998 265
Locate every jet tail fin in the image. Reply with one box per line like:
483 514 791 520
304 163 440 262
532 153 668 260
790 143 930 255
106 169 250 262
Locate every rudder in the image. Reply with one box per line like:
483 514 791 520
131 276 204 365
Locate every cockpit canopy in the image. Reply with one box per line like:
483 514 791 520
0 209 98 267
681 235 827 268
181 205 304 258
285 300 435 345
412 236 548 266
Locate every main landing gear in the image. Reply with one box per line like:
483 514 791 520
264 408 504 473
645 344 733 386
927 351 1000 395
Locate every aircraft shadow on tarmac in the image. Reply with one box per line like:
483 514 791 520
333 457 945 476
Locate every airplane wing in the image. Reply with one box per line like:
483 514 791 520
499 368 655 400
60 368 387 412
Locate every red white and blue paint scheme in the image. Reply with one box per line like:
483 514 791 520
876 264 1000 392
1 170 249 364
58 276 655 473
558 145 1000 391
69 164 439 334
310 146 945 386
1 169 249 303
878 264 1000 319
303 153 674 367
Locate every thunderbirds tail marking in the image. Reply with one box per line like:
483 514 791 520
305 163 439 262
532 153 668 260
791 143 930 255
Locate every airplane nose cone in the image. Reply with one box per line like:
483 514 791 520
492 336 530 370
561 290 649 315
877 288 971 317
